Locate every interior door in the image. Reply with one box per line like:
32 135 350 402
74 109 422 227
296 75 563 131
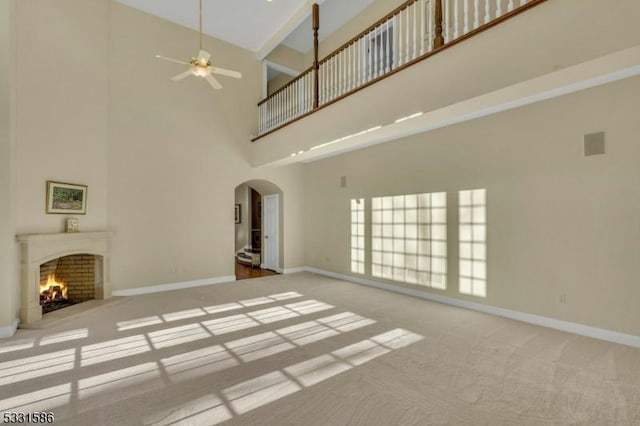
262 194 279 271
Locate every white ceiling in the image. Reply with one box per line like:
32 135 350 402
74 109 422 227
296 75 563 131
282 0 375 53
116 0 311 52
116 0 375 55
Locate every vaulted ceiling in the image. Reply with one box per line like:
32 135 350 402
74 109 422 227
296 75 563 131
116 0 374 55
282 0 375 53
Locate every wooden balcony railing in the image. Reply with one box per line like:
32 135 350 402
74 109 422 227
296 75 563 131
258 66 315 133
255 0 545 140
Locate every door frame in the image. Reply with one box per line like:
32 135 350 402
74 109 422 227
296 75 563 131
261 194 280 272
263 60 300 99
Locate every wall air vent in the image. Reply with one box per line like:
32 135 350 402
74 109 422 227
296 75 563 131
584 132 605 156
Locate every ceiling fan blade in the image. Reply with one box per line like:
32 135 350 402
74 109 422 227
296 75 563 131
171 69 193 81
198 50 211 62
205 74 222 90
156 55 189 65
211 67 242 79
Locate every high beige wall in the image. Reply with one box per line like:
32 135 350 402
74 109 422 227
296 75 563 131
4 0 110 332
0 0 14 330
2 0 111 333
108 3 305 289
303 76 640 336
11 0 110 236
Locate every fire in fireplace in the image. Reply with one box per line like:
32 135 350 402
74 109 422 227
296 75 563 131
40 274 74 314
39 254 97 315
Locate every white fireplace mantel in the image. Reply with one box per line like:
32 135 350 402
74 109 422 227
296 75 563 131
16 231 112 325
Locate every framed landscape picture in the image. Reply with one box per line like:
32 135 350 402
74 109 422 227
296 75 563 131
46 181 88 214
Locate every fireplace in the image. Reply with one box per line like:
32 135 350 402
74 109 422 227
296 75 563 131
16 232 112 325
39 254 99 314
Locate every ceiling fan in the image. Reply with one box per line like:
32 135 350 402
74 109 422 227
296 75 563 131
155 0 242 90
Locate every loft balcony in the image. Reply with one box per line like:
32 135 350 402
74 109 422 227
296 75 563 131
251 0 640 167
256 0 543 138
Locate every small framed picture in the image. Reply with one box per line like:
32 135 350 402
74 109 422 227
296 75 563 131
46 181 88 214
234 204 241 224
66 218 79 233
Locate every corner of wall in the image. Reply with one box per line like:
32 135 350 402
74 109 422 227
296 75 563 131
0 0 19 335
0 318 18 339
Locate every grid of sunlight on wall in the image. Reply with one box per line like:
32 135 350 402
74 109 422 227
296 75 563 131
459 189 487 297
351 199 365 274
371 193 447 289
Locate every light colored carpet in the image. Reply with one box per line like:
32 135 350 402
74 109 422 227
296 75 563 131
1 272 639 425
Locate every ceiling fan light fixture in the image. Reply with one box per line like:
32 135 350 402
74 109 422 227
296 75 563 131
155 0 241 90
191 65 211 78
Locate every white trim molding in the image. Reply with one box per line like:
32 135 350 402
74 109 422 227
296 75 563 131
259 265 284 273
255 0 327 60
0 319 20 339
264 60 301 78
299 267 640 349
112 275 236 297
283 266 307 274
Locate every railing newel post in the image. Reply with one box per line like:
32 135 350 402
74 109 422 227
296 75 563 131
313 3 320 110
434 0 444 48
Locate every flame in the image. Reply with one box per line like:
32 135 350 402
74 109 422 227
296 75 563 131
40 274 68 302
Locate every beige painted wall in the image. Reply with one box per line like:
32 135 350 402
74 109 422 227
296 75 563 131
12 0 110 236
0 0 15 328
303 76 640 336
107 2 305 289
266 44 307 73
268 72 295 95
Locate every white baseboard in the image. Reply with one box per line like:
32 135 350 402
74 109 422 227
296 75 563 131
112 275 236 297
260 264 280 273
0 319 19 339
302 267 640 349
283 267 306 274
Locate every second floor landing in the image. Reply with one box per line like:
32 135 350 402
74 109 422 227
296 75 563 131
252 0 640 167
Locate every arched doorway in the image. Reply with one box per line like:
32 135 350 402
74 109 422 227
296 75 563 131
234 180 283 280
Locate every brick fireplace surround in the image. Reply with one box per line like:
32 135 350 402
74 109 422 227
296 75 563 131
16 232 112 325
